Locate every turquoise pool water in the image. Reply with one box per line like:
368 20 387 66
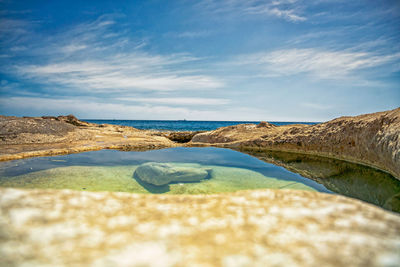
0 147 398 212
0 147 328 194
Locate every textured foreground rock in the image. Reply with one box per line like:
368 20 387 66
191 108 400 179
0 188 399 267
134 162 210 186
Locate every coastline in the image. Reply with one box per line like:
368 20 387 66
1 108 399 179
1 110 400 266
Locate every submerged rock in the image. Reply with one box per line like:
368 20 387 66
134 162 210 186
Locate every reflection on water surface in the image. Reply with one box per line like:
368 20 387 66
0 147 398 212
241 149 400 213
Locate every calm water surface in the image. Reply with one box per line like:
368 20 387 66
0 147 398 212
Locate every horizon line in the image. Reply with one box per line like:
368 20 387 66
82 118 322 123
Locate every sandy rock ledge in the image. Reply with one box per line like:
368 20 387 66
0 115 177 161
1 110 400 266
0 187 400 267
191 108 400 179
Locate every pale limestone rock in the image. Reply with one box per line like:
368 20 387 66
1 188 400 267
134 162 209 186
1 108 399 180
191 108 400 179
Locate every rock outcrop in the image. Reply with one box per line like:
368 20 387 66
134 162 210 186
1 187 399 267
1 111 400 266
162 131 204 143
0 115 77 138
1 109 399 179
240 149 400 212
0 115 176 161
191 108 400 179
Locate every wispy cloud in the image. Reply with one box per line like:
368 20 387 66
0 18 30 34
0 97 190 119
60 44 88 54
16 55 223 91
167 30 213 39
232 48 400 79
0 96 295 121
197 0 306 22
116 97 230 105
301 102 332 110
0 9 32 16
1 2 399 121
0 18 33 46
245 0 306 22
5 15 224 92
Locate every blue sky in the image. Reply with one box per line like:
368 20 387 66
0 0 399 121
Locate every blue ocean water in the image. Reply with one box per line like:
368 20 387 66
84 120 318 131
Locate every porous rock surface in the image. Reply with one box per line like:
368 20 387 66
1 111 400 266
0 115 176 161
191 108 400 179
1 109 399 179
1 187 399 267
134 162 209 186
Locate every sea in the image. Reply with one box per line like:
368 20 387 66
84 120 318 131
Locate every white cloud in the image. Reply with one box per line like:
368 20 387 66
2 96 317 121
267 7 306 22
301 102 332 110
16 56 224 91
169 31 213 39
0 18 33 46
9 45 27 52
0 18 29 34
116 97 230 105
233 48 400 79
8 15 224 92
198 0 306 22
0 97 190 119
0 97 248 120
60 44 88 53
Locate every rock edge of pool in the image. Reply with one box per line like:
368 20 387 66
0 108 400 267
1 147 399 213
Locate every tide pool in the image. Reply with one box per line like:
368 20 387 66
0 147 327 194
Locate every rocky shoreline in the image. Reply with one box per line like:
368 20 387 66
1 108 399 179
0 114 177 161
1 110 400 266
190 108 400 179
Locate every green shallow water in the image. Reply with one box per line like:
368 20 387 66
1 147 399 213
0 164 316 194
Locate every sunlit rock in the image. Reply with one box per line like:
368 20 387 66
1 188 400 266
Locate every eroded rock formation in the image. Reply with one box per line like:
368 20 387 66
1 110 400 266
1 109 399 179
191 108 400 179
0 115 176 161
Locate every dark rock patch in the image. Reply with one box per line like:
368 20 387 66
164 131 204 143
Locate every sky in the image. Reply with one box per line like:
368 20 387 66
0 0 399 121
